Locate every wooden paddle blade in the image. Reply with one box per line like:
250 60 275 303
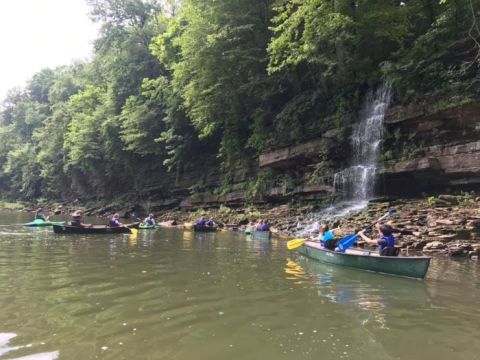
287 238 305 250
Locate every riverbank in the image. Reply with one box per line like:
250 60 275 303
153 195 480 259
2 193 479 259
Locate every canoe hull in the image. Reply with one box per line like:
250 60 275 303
139 225 157 230
193 225 217 232
299 241 431 279
250 231 271 240
53 225 132 235
24 221 65 227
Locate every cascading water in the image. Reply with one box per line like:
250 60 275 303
297 82 392 236
334 82 392 204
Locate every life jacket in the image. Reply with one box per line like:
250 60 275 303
319 230 334 242
324 239 337 251
71 216 82 227
377 235 395 253
380 247 400 257
197 219 206 226
109 219 119 227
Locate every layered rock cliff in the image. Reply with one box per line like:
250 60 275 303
142 100 480 211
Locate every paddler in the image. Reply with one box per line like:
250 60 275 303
143 213 156 226
260 220 270 232
71 210 87 227
358 224 396 255
197 216 207 227
318 224 336 250
109 213 124 227
34 208 48 222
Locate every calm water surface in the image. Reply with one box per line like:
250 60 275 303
0 211 479 360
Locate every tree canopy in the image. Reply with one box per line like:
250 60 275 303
0 0 478 202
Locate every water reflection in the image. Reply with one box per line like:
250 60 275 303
1 211 480 360
0 333 58 359
285 257 431 330
284 258 307 282
245 235 271 256
182 230 193 250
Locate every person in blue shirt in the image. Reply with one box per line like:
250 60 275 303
318 224 335 250
197 216 206 227
143 214 156 226
359 224 395 255
206 218 215 227
109 213 123 227
260 220 270 232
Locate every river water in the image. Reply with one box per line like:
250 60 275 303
0 211 479 360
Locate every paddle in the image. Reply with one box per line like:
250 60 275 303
286 208 394 251
336 209 394 252
183 222 194 230
129 227 138 236
287 238 308 250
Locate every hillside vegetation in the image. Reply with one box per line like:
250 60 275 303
0 0 478 203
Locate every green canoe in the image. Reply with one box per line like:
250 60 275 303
298 241 431 279
250 231 271 241
24 219 65 227
139 224 157 230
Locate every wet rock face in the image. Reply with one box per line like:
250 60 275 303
129 100 480 211
255 102 480 200
379 141 480 194
377 101 480 195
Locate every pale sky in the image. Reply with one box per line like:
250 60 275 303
0 0 99 102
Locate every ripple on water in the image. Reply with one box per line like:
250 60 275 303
0 333 58 360
1 214 480 360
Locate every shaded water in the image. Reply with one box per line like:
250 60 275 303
0 211 479 360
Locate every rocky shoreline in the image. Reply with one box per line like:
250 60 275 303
3 193 479 259
155 194 480 259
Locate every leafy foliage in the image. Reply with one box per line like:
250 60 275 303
0 0 478 202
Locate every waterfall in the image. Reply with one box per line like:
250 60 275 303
334 82 392 204
296 82 392 236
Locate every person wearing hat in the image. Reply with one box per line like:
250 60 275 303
143 214 156 226
71 210 86 227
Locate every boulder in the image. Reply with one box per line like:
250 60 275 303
438 194 459 204
423 241 446 250
448 248 469 258
436 234 458 241
435 219 455 226
412 240 428 250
